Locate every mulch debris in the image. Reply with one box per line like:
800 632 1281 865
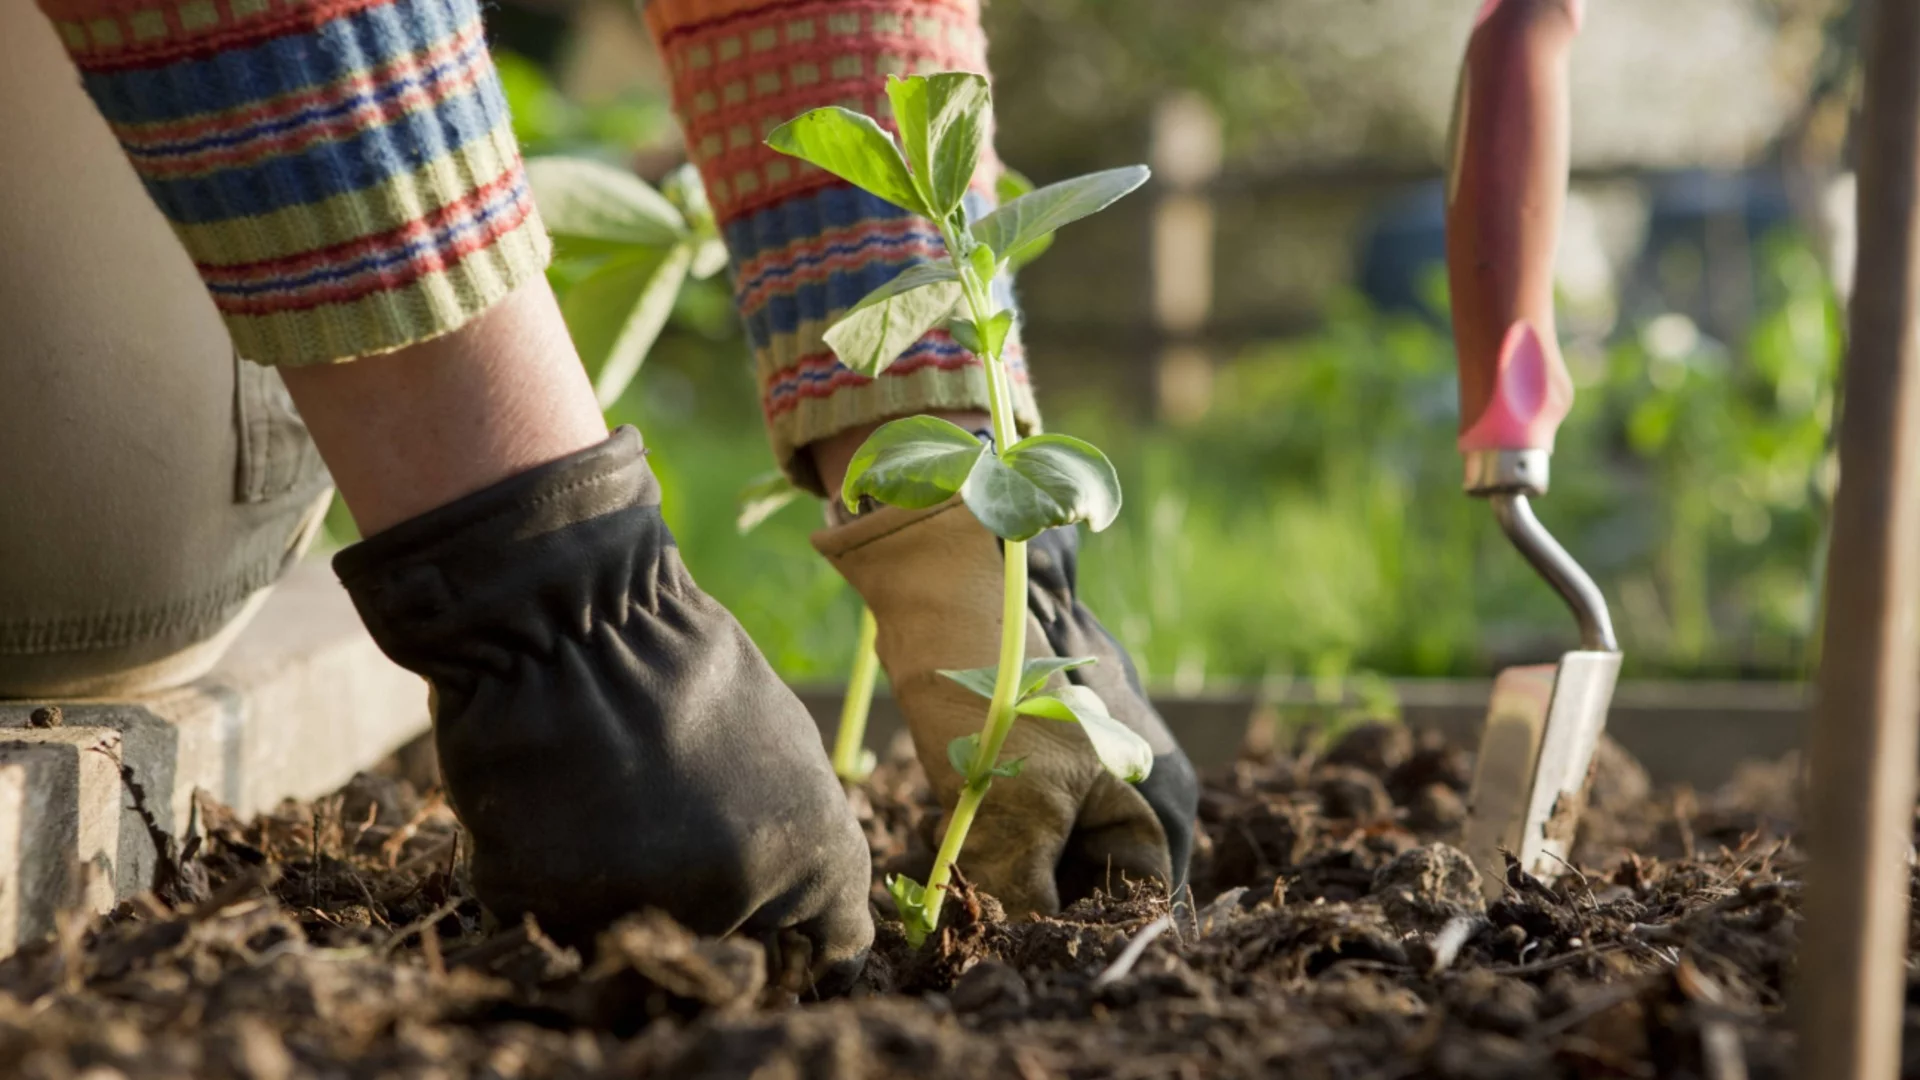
0 720 1891 1078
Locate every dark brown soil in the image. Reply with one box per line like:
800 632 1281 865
0 722 1889 1079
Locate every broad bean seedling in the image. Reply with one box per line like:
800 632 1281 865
767 72 1155 945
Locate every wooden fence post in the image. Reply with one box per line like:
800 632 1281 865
1150 92 1223 423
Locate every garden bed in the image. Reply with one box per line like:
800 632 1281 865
0 722 1862 1079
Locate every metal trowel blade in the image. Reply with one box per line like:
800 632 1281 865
1460 650 1622 898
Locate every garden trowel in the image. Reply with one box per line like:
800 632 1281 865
1443 0 1622 895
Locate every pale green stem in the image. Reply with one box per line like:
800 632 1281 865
917 226 1028 938
831 606 881 781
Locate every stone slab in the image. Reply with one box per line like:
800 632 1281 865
0 562 429 955
0 727 123 945
0 763 23 949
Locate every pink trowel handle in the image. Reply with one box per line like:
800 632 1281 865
1445 0 1581 455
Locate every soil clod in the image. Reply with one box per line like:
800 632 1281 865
1373 843 1485 933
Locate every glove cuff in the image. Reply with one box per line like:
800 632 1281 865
811 498 1003 621
810 497 966 558
334 426 666 676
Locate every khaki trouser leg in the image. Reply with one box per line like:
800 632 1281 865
0 8 334 698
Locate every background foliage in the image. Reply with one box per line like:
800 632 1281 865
321 11 1847 690
593 241 1839 687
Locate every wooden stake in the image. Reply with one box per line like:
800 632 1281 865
1798 2 1920 1077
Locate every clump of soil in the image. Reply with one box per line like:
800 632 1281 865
0 723 1885 1079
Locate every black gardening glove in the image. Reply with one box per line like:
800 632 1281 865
335 427 872 991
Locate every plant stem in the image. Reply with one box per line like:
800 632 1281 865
920 536 1026 928
831 606 881 780
918 227 1029 936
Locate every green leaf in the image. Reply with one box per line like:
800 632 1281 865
960 453 1048 541
959 434 1124 541
661 162 716 235
595 244 693 409
660 163 729 277
947 734 980 777
979 310 1014 356
887 76 929 188
842 415 984 513
989 756 1027 779
559 253 654 371
1016 656 1098 700
865 262 961 295
527 157 687 247
822 264 964 376
966 242 997 285
990 169 1053 268
690 237 731 280
1002 435 1122 530
1006 232 1054 270
736 471 800 534
941 656 1097 702
766 107 927 216
928 76 990 215
947 317 983 354
887 73 991 218
938 666 1000 701
971 166 1150 267
887 874 936 947
947 310 1012 359
556 245 693 409
1016 686 1155 783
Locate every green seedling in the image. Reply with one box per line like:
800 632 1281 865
768 72 1155 945
833 607 882 783
527 158 730 408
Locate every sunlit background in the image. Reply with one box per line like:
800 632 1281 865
338 0 1855 690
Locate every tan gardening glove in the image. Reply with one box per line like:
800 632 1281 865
815 499 1197 916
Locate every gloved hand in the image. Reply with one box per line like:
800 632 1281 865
335 427 873 992
815 500 1198 915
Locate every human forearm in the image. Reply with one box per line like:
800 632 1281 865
278 284 606 535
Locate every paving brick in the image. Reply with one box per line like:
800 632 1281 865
0 763 23 948
0 727 123 946
0 563 429 955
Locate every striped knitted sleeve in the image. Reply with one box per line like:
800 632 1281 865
36 0 550 365
643 0 1040 493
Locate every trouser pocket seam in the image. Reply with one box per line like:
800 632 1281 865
234 351 322 504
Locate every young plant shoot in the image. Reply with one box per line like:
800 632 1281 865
768 72 1155 945
832 607 882 782
526 159 730 409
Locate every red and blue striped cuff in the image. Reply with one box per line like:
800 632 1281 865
644 0 1038 491
40 0 550 364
